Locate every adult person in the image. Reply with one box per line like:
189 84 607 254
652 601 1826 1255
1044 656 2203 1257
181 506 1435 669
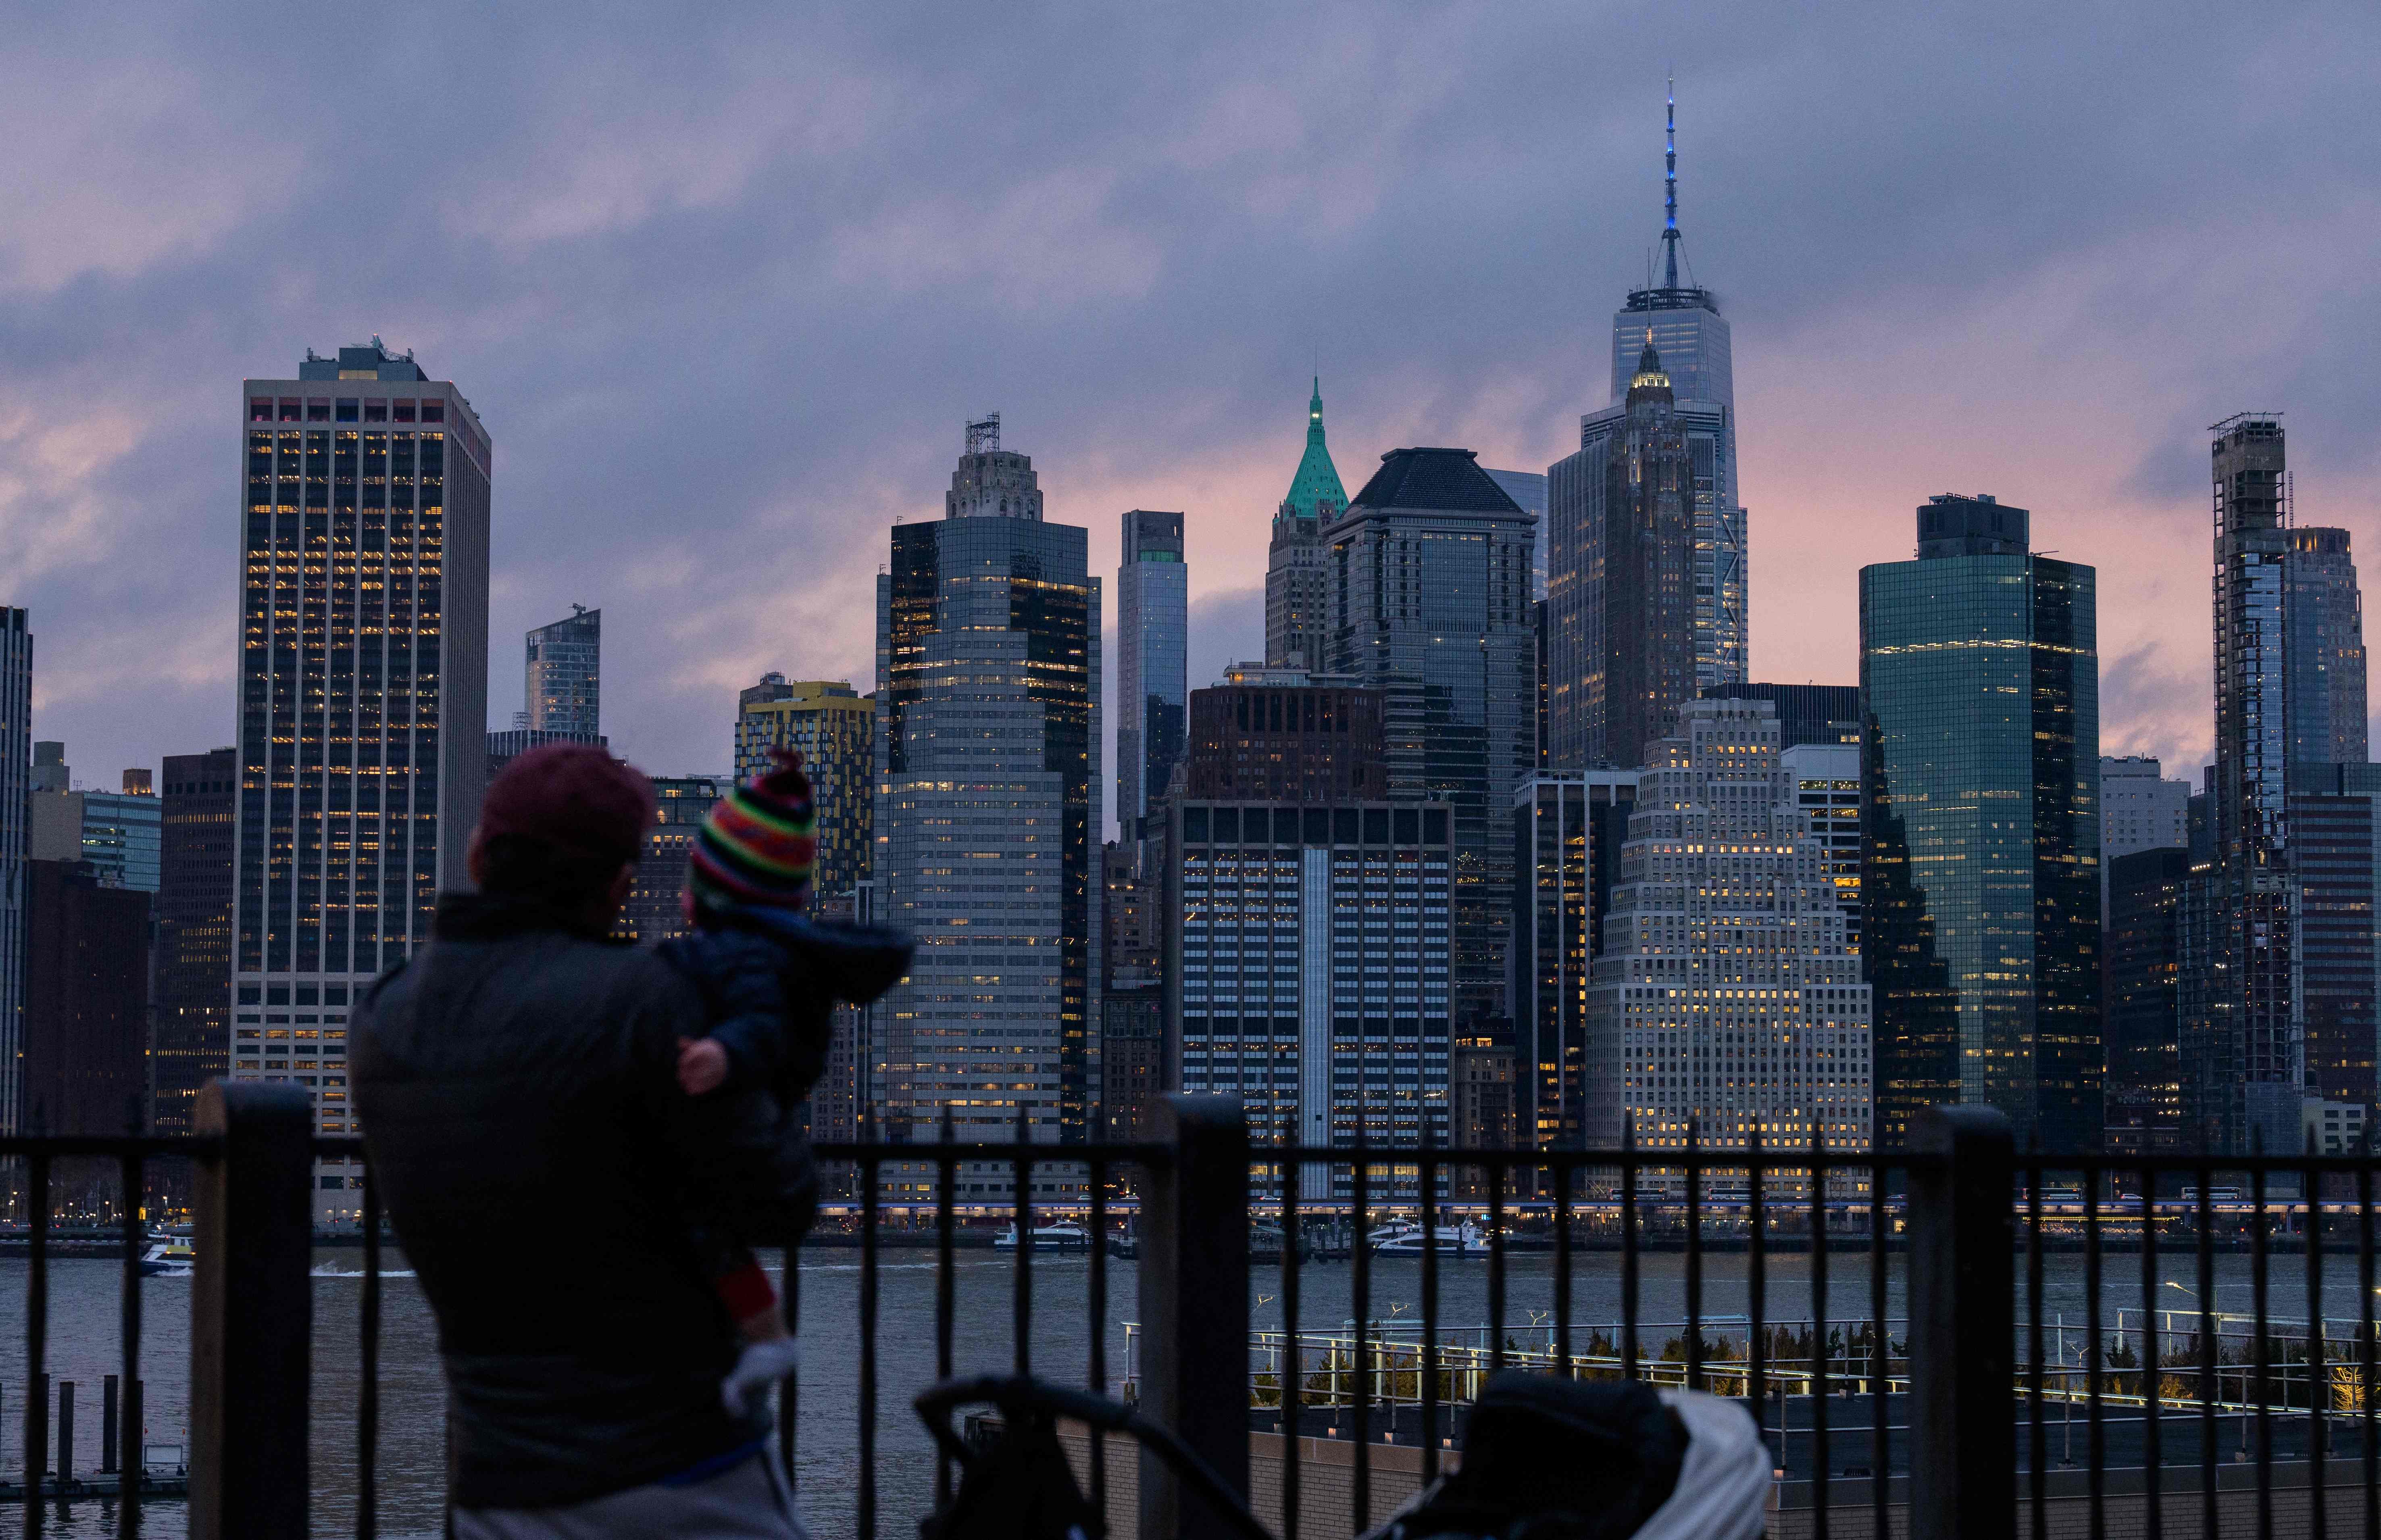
352 744 812 1538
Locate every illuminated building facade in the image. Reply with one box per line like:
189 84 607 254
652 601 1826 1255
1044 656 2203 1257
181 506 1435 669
1583 699 1871 1158
1166 800 1451 1197
1860 494 2101 1150
2105 846 2189 1155
875 415 1100 1173
1510 769 1638 1148
233 341 492 1218
1781 742 1860 954
736 675 873 898
1185 665 1387 803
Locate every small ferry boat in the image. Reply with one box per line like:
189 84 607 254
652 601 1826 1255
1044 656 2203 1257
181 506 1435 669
1371 1222 1489 1257
140 1236 195 1276
994 1221 1093 1252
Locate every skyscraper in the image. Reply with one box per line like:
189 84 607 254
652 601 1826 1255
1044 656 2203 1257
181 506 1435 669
1548 341 1697 768
1861 494 2101 1149
155 748 237 1137
1510 769 1639 1149
1116 508 1187 844
29 746 162 891
234 341 491 1213
525 604 600 738
1584 699 1871 1157
0 608 28 1134
1600 82 1747 696
1700 684 1859 749
2286 527 2366 771
2198 415 2298 1152
1484 469 1548 601
1184 665 1387 803
1167 799 1452 1192
1324 447 1536 1035
876 414 1100 1159
1781 741 1862 953
23 860 149 1135
2099 755 2191 925
614 775 727 945
2105 847 2189 1154
735 675 873 898
1265 379 1347 671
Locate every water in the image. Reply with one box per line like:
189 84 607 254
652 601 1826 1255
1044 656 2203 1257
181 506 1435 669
0 1244 2366 1538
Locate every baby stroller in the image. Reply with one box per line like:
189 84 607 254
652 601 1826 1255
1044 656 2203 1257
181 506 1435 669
914 1375 1273 1540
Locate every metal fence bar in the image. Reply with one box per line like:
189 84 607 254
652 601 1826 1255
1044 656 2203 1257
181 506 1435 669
1138 1095 1249 1540
2196 1172 2217 1540
2306 1148 2325 1540
1908 1104 2014 1540
1279 1165 1300 1540
1747 1128 1766 1434
1088 1153 1108 1517
2252 1161 2271 1540
1012 1102 1032 1381
1685 1122 1704 1392
2028 1156 2046 1540
859 1154 880 1540
358 1161 380 1540
1871 1158 1889 1540
1621 1126 1640 1379
934 1125 954 1510
1352 1154 1371 1532
2137 1175 2160 1540
26 1151 48 1540
1487 1162 1507 1380
117 1148 144 1540
190 1081 312 1540
1421 1148 1439 1484
1554 1165 1574 1378
1809 1127 1829 1540
2082 1170 2104 1540
2362 1163 2377 1540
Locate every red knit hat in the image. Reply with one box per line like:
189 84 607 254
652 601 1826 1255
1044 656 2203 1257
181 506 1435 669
478 743 653 869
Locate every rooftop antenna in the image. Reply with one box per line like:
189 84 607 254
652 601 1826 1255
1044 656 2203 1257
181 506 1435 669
1661 71 1681 291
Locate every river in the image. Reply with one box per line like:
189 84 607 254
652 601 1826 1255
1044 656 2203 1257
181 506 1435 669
0 1244 2364 1538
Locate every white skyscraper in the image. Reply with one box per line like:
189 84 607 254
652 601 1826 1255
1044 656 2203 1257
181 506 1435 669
1585 698 1871 1164
2099 755 2191 922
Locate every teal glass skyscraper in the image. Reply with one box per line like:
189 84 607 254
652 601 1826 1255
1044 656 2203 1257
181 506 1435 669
1860 495 2101 1149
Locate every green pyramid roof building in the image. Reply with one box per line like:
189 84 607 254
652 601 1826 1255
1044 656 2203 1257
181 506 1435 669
1277 377 1347 526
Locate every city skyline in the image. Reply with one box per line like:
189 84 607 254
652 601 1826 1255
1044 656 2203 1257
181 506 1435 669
3 11 2375 796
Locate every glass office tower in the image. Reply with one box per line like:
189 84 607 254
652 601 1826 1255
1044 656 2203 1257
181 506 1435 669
524 604 600 737
1860 494 2100 1150
1116 509 1187 844
875 415 1100 1161
1324 447 1537 1036
0 609 27 1132
233 342 491 1215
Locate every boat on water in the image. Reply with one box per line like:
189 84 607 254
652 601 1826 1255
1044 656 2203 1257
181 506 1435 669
994 1221 1093 1252
141 1236 196 1276
1371 1221 1489 1257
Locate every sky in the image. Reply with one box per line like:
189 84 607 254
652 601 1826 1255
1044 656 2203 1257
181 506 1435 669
4 4 2378 827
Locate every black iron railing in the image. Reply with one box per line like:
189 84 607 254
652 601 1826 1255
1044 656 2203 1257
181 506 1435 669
6 1091 2380 1540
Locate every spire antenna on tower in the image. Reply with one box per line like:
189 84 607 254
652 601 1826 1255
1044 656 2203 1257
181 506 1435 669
1662 71 1681 291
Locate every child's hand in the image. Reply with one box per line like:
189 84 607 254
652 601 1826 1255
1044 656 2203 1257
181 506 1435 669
677 1037 729 1096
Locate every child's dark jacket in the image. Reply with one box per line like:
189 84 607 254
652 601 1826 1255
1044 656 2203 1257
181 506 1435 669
660 907 913 1102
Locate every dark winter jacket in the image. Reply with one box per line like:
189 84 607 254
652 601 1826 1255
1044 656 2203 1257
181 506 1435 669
350 892 814 1511
659 905 913 1101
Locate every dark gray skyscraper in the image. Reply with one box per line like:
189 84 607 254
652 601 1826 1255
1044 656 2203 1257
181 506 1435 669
525 604 600 738
1861 494 2101 1150
1603 82 1746 694
1115 509 1186 843
877 414 1101 1161
1324 447 1536 1035
1548 341 1696 768
2287 526 2366 770
0 608 27 1132
1265 379 1347 671
2190 415 2298 1152
234 342 491 1215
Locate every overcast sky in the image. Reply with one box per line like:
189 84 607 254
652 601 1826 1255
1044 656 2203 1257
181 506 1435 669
5 4 2377 824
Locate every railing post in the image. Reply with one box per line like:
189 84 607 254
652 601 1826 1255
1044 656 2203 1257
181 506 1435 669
190 1080 313 1540
1139 1094 1250 1540
1908 1104 2015 1540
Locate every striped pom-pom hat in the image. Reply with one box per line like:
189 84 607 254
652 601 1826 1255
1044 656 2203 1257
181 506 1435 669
687 748 816 913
